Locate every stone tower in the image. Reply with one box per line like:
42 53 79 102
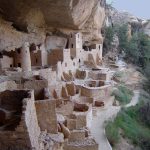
21 42 31 71
69 32 83 63
69 32 82 49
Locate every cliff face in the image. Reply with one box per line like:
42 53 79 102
107 6 150 37
105 6 140 26
105 5 150 36
142 21 150 37
0 0 106 51
105 5 145 33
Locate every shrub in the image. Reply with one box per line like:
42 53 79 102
105 96 150 149
103 26 115 52
113 71 124 78
105 121 120 146
139 102 150 127
112 85 133 105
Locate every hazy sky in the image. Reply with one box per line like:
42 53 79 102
106 0 150 19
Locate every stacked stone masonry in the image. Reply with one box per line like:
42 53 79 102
0 32 114 150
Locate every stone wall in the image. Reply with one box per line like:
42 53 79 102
81 85 112 98
64 138 98 150
39 68 57 86
24 78 48 100
0 55 14 69
24 91 41 150
73 106 92 129
35 100 58 134
69 130 85 142
66 83 76 96
0 81 17 92
31 50 42 66
0 90 41 150
31 50 48 67
88 71 111 81
14 43 32 71
48 49 63 66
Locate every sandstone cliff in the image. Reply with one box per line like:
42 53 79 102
142 20 150 37
0 0 106 51
105 5 150 36
105 6 140 26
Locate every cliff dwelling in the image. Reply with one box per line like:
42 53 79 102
0 0 118 150
0 25 113 149
0 26 115 149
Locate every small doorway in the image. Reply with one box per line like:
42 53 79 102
18 63 21 67
36 58 38 64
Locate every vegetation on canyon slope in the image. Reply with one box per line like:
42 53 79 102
112 85 133 105
106 93 150 150
104 24 150 149
104 23 150 74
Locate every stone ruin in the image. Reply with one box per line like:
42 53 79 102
0 32 115 150
0 90 40 150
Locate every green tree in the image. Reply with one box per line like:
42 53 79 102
138 33 150 67
104 23 150 73
104 26 114 49
116 24 128 51
126 33 139 64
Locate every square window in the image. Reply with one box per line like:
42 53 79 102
17 49 21 54
18 63 21 67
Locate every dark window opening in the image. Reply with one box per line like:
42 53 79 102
66 39 69 49
89 48 92 51
71 44 73 48
83 46 88 51
17 49 21 54
99 45 101 50
10 64 13 67
30 43 36 51
12 23 28 33
36 58 38 63
79 59 81 63
0 53 3 58
46 33 50 37
18 63 21 67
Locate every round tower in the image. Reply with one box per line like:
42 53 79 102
21 42 31 71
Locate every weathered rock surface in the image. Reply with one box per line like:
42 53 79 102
105 6 141 26
45 36 67 51
82 0 105 43
142 20 150 37
0 0 106 51
105 5 150 37
0 16 45 51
